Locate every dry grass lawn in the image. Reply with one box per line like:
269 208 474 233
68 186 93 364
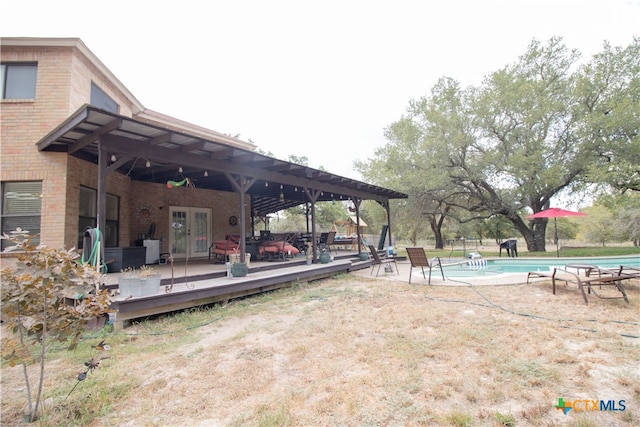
2 271 639 426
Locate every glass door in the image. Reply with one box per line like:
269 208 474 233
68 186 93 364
190 208 211 258
169 207 211 259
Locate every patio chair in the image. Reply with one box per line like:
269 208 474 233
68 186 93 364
368 244 399 276
208 235 240 263
499 239 518 257
406 247 445 284
318 231 336 254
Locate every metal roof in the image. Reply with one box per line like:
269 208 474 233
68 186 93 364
37 105 407 215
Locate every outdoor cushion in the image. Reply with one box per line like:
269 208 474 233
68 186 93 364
259 242 300 255
214 240 239 250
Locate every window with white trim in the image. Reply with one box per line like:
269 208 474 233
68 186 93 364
1 181 42 249
1 62 37 99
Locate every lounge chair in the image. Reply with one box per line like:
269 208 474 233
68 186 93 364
527 267 630 305
368 244 398 276
608 265 640 278
406 247 445 284
258 233 300 261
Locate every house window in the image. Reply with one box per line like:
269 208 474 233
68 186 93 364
90 82 119 113
1 181 42 249
1 62 37 100
78 186 120 248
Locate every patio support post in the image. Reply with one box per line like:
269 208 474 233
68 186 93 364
250 195 256 238
385 200 393 248
97 140 131 252
96 139 108 272
304 188 321 261
226 173 258 263
353 198 363 251
239 188 246 261
376 200 392 248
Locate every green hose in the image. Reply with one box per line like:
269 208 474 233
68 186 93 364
82 228 107 272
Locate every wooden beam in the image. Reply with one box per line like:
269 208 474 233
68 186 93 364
102 135 390 202
208 147 235 160
37 107 89 151
69 118 122 154
148 132 172 145
181 141 205 152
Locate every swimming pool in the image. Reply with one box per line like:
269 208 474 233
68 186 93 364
440 255 640 277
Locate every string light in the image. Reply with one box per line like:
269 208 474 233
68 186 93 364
204 171 208 177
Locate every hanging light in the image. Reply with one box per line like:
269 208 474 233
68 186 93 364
279 185 284 202
178 166 183 173
204 171 208 177
145 160 151 168
110 154 116 162
265 182 269 187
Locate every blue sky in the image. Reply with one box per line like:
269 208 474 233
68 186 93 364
2 0 639 179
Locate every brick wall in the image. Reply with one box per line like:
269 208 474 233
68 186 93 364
1 41 247 254
1 43 140 249
65 157 133 248
130 180 248 253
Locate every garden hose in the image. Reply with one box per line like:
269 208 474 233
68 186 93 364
425 276 639 339
82 227 107 272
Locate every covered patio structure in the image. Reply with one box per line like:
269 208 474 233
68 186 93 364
37 105 407 330
37 105 407 264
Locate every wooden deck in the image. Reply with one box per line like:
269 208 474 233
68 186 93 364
107 252 370 331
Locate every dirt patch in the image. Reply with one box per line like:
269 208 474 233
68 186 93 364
2 275 639 426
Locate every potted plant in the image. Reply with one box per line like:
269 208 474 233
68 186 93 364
118 265 161 297
230 261 248 277
319 247 331 264
306 242 313 265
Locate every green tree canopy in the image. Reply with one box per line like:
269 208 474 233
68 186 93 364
357 37 639 252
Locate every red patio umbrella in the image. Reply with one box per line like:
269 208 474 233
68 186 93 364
527 208 587 257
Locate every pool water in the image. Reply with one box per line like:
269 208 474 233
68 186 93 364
441 255 640 277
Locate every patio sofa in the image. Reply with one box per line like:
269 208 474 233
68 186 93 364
258 232 300 260
208 235 241 263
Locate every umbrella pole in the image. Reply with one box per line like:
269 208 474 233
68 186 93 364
555 218 559 257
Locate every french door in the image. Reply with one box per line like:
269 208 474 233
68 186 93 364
169 207 211 259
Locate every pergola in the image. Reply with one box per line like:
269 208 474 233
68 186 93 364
37 105 407 261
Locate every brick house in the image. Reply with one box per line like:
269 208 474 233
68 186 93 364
1 37 405 267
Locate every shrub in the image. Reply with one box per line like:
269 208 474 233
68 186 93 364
1 228 112 422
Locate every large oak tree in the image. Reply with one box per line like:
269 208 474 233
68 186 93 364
357 37 639 252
